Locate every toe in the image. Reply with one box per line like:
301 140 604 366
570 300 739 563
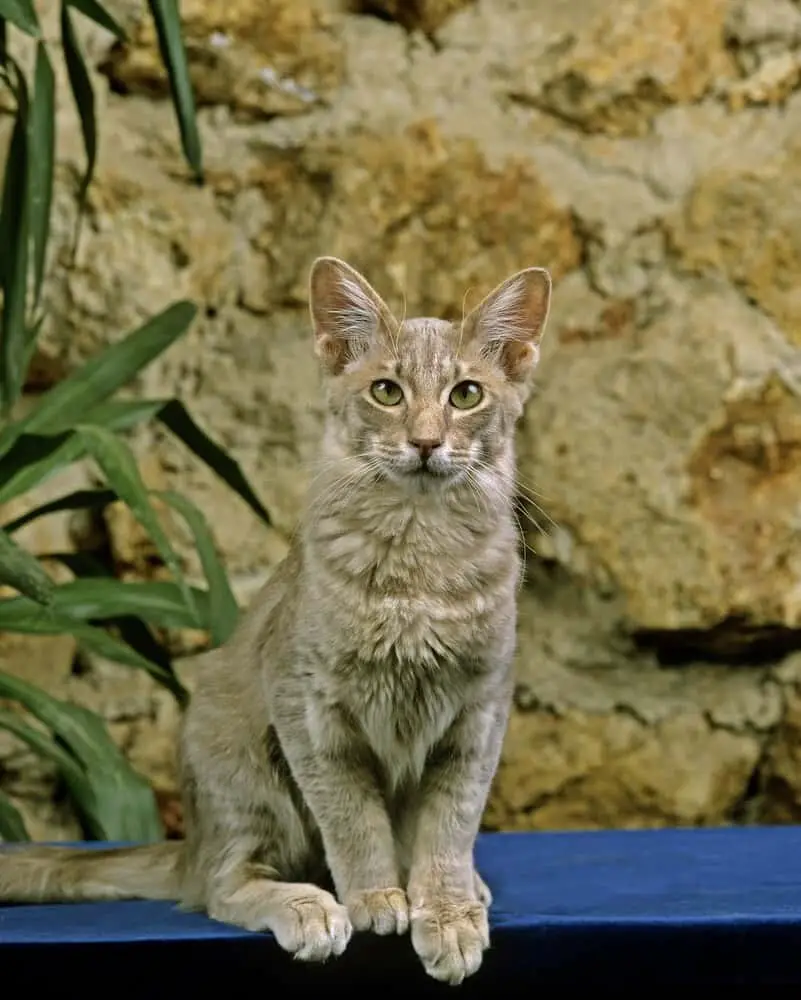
276 897 353 962
347 887 409 935
411 899 490 985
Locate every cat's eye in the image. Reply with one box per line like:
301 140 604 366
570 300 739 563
449 381 483 410
370 379 404 406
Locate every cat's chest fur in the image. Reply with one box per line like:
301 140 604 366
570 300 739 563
313 506 510 668
303 502 516 789
341 653 467 791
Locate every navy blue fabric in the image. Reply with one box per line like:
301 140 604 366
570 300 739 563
2 826 801 988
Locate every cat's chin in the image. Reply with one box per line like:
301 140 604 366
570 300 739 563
387 465 466 490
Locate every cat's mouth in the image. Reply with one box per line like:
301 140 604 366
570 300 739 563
410 465 447 478
404 458 463 483
372 449 462 484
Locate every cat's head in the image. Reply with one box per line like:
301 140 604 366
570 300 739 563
308 257 551 489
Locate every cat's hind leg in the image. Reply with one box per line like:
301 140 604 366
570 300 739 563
179 703 351 962
184 791 353 962
208 869 351 961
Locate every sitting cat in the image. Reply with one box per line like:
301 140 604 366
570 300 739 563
0 256 551 985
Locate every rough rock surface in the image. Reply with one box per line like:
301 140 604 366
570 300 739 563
355 0 472 35
3 0 801 838
99 0 344 120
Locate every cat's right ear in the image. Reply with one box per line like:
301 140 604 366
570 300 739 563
309 257 396 375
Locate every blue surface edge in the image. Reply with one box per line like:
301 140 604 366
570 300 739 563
2 826 801 986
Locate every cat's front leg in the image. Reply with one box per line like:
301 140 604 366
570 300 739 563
274 698 408 937
407 694 510 985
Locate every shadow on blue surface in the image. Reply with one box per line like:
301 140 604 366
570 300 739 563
2 826 801 987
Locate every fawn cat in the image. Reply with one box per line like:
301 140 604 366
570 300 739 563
0 256 551 985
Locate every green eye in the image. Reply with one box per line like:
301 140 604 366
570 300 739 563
370 379 404 406
449 381 483 410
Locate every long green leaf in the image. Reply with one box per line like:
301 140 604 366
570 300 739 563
0 432 82 506
0 670 115 765
68 0 126 39
0 707 83 777
19 310 46 383
0 789 30 842
66 578 206 628
0 603 187 702
147 0 203 181
0 0 41 36
0 671 162 839
0 579 206 630
0 527 54 605
0 301 197 456
0 57 30 409
156 489 238 645
28 41 56 309
0 61 24 301
0 400 167 506
2 487 117 534
18 303 196 436
45 553 179 681
60 0 96 234
75 424 197 618
158 399 271 526
0 676 163 841
0 395 271 530
0 707 107 840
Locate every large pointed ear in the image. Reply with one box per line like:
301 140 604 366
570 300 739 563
462 267 552 381
309 257 397 375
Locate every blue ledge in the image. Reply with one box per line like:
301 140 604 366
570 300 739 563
2 826 801 988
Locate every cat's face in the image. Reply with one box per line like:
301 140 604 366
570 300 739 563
309 258 551 490
330 320 524 485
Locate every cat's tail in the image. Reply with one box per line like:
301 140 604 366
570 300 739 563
0 841 184 903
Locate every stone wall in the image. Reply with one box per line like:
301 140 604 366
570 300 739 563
3 0 801 838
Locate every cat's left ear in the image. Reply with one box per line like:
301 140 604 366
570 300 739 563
462 267 552 381
309 256 397 375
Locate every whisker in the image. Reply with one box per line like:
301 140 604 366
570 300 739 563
456 285 475 359
464 469 528 588
284 453 387 544
398 291 408 331
304 451 376 480
469 457 560 534
510 469 554 503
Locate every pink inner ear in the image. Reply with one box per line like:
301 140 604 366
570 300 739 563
317 327 365 377
501 340 538 380
315 333 342 370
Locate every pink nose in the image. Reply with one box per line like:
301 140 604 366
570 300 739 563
409 438 442 462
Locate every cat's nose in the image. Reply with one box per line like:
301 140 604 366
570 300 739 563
409 438 442 463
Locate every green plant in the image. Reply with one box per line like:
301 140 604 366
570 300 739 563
0 1 270 843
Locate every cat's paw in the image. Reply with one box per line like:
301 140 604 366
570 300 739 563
410 895 490 985
210 882 352 962
271 888 353 961
346 886 409 935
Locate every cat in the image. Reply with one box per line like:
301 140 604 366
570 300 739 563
0 256 551 985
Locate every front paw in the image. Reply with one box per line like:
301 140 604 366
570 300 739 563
345 886 409 935
410 895 489 985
